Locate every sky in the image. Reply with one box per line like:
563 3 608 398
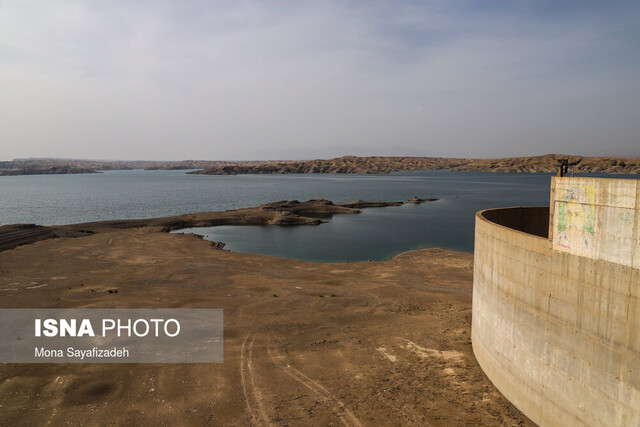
1 0 639 161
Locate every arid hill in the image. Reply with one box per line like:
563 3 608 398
0 158 279 175
3 154 639 176
0 166 99 176
190 154 640 175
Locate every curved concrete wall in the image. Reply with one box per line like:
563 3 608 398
472 206 639 426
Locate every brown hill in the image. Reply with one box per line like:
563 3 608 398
0 166 100 176
0 159 280 175
189 154 640 175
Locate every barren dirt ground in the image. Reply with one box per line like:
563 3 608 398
0 229 533 426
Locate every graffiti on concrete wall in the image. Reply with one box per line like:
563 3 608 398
553 182 598 257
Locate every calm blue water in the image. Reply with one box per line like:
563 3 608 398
175 171 555 260
2 169 633 261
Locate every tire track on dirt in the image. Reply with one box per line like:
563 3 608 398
267 340 362 427
240 334 272 426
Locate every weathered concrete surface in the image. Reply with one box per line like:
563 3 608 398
480 206 549 238
472 203 639 426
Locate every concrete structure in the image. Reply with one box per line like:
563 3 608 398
472 176 639 426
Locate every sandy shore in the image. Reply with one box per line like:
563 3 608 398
0 203 533 425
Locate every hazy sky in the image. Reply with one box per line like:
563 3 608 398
1 1 639 160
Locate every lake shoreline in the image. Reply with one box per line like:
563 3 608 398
0 199 409 253
0 170 557 259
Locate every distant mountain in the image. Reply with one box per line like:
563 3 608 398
2 154 639 176
189 154 640 175
0 159 277 175
0 166 99 176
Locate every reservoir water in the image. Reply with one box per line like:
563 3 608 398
2 169 632 261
